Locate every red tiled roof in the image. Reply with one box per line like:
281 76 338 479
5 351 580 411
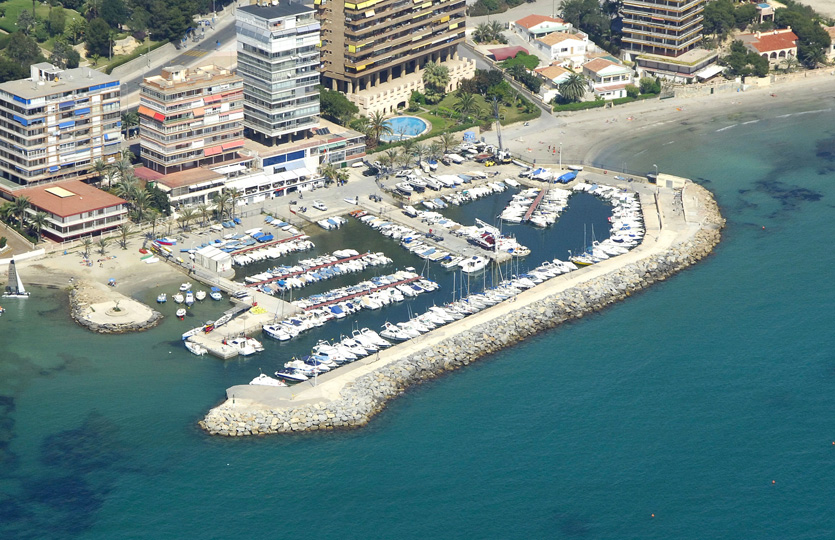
515 14 564 29
538 32 580 47
746 30 798 53
583 58 621 73
489 46 529 61
133 166 164 182
535 65 570 80
15 180 126 218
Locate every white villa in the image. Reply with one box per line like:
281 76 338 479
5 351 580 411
582 58 634 100
535 32 589 68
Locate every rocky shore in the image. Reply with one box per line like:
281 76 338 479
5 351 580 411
70 282 163 334
200 183 724 436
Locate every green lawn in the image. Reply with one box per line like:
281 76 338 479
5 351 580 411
0 0 83 34
432 93 539 126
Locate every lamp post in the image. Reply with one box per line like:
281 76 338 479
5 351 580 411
653 163 659 176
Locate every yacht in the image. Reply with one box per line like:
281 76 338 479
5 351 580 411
173 293 185 304
184 339 207 356
195 290 207 301
157 293 167 303
263 323 292 341
179 282 192 292
275 368 309 382
249 372 287 387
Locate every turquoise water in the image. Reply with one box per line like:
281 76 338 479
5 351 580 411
2 102 835 539
380 116 430 142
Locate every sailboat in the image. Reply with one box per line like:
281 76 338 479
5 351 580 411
3 259 30 298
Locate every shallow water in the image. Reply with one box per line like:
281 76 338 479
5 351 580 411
2 101 834 539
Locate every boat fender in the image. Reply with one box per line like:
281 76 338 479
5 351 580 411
604 170 607 174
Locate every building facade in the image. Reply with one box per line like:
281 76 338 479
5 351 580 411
621 0 705 57
534 31 589 67
4 180 127 241
236 2 321 145
0 63 121 186
139 65 245 174
317 0 471 115
582 58 634 100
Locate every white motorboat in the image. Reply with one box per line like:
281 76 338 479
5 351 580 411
179 282 192 292
275 369 309 382
173 293 185 304
157 293 167 303
2 259 30 298
176 308 187 319
250 372 287 387
210 288 223 301
184 339 207 356
195 290 207 301
263 323 292 341
359 327 391 347
227 337 258 356
185 291 195 306
459 256 489 274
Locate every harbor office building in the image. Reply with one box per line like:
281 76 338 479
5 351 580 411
138 65 245 175
0 63 122 186
0 180 128 241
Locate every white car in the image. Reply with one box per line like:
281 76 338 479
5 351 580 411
312 200 328 211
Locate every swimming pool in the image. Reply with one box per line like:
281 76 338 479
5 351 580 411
380 116 431 142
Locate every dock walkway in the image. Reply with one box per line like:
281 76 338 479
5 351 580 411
244 251 369 288
522 187 547 222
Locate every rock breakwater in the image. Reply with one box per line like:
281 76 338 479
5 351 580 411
70 283 162 334
200 183 724 436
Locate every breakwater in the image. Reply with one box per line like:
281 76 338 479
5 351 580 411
200 182 724 436
70 284 163 334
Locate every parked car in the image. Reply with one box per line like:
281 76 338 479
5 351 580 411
362 167 379 177
312 200 328 211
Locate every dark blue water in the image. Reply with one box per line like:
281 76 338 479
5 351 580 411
1 102 834 539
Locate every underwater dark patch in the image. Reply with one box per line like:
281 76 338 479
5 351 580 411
24 476 102 535
40 411 124 474
552 510 593 537
754 179 823 208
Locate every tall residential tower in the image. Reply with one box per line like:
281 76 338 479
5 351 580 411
235 2 321 145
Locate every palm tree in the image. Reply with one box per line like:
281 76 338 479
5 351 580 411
439 132 457 154
377 153 393 173
179 207 197 231
400 139 417 168
213 191 233 221
132 190 151 222
118 222 132 249
350 116 371 142
197 203 210 227
13 196 30 227
113 158 133 182
147 208 161 236
92 159 108 180
558 73 587 103
427 141 443 160
227 188 243 219
318 163 339 186
81 237 93 258
97 237 110 256
413 143 428 165
422 61 450 95
31 211 48 241
453 92 481 122
0 202 15 225
121 112 139 139
384 149 401 173
368 111 393 145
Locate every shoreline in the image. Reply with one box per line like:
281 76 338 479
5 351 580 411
199 180 725 436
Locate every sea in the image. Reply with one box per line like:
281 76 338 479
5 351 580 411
1 97 834 539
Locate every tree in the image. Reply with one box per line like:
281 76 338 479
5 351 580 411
318 163 339 186
13 196 30 227
422 61 450 103
319 87 359 126
83 0 102 19
0 59 27 84
735 3 758 30
178 207 196 231
212 191 232 221
427 141 443 160
703 0 736 37
227 188 243 219
197 203 210 227
558 72 587 103
85 17 112 58
66 17 87 44
82 237 93 258
349 116 371 142
97 237 110 256
384 149 400 172
17 10 36 35
121 111 139 138
101 0 126 29
47 7 67 36
560 0 612 50
7 32 43 66
501 52 540 71
50 39 81 69
439 132 457 154
31 211 48 240
723 40 769 78
639 77 660 94
453 92 481 122
625 84 639 98
118 222 132 249
368 111 393 145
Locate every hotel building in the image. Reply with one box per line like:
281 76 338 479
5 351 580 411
621 0 705 57
138 65 245 174
0 63 121 186
236 2 321 145
317 0 473 115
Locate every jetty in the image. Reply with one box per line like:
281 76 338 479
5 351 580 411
199 178 726 436
522 187 547 222
230 233 304 256
300 274 420 311
244 251 369 288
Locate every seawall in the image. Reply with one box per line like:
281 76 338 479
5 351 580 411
199 182 724 436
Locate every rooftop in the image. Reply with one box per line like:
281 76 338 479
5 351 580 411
245 118 364 158
515 14 564 29
155 167 226 190
0 65 118 100
238 2 313 20
740 29 798 53
583 58 628 74
142 65 241 92
538 32 582 47
12 180 126 217
535 65 570 80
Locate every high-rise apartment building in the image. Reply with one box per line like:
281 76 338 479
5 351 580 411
317 0 469 114
0 63 121 186
236 2 321 145
139 65 245 174
621 0 705 57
